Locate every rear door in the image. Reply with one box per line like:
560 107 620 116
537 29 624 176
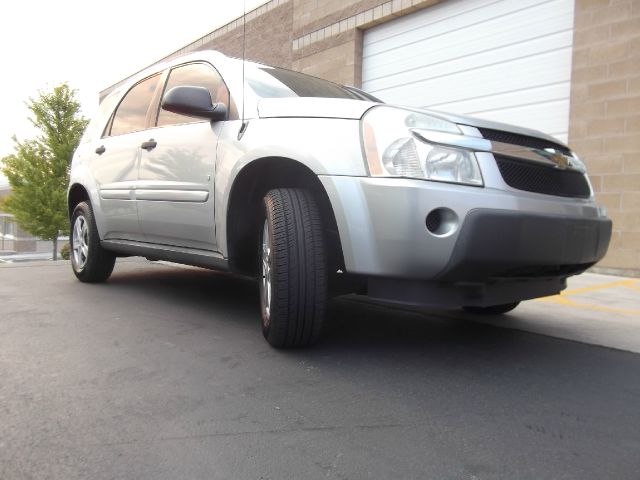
91 74 162 241
136 62 231 251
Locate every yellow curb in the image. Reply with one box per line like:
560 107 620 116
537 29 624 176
558 279 638 297
535 295 640 316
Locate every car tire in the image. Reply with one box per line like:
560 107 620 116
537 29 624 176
259 188 327 348
463 302 520 315
70 201 116 283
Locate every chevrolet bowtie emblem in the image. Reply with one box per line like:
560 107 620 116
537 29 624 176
550 152 570 169
541 148 571 169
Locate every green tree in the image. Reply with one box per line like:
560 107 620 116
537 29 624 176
0 84 87 260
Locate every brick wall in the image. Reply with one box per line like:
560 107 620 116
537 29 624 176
569 0 640 274
202 1 294 69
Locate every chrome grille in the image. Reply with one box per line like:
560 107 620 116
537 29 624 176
478 127 571 155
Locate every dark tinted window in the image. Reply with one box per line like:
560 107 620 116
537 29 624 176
247 66 363 100
110 75 160 136
157 63 230 127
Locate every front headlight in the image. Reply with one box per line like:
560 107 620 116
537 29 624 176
362 106 483 186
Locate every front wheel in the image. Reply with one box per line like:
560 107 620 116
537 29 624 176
259 188 328 348
463 302 520 315
70 201 116 283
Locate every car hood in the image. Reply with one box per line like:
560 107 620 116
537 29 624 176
257 97 567 147
258 97 377 121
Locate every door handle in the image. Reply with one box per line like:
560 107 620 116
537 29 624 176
140 139 157 151
95 145 106 155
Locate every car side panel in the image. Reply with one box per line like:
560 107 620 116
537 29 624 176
92 131 153 242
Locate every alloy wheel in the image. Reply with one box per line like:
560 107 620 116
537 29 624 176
260 219 272 325
72 215 89 270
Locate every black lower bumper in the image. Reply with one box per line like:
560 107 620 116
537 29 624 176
365 209 611 308
435 208 612 283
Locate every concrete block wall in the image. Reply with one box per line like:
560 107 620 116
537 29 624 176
569 0 640 274
201 1 295 69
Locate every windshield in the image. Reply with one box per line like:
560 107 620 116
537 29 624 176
246 65 382 102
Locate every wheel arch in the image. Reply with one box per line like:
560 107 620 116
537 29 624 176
225 156 344 275
67 183 90 220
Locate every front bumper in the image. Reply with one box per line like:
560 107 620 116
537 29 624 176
319 175 611 283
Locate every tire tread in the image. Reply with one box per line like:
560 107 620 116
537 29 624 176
262 188 327 348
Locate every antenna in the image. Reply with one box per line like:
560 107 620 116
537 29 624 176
238 0 248 140
241 0 246 126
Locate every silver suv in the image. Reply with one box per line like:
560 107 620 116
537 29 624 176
69 50 611 348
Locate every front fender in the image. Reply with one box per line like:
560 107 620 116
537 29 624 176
214 118 366 257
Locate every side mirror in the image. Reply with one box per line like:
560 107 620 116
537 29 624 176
161 86 227 121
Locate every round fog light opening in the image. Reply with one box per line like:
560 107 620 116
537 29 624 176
426 208 459 236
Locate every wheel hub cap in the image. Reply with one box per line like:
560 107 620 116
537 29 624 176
260 220 272 324
72 215 89 270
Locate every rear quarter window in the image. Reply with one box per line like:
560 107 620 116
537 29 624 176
80 93 120 144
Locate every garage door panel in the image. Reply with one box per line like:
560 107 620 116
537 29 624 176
472 99 571 142
365 0 571 59
364 0 495 45
364 0 538 52
373 49 574 108
362 0 575 141
363 16 573 82
363 14 573 82
429 83 571 118
364 32 573 94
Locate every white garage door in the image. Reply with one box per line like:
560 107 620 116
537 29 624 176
362 0 575 143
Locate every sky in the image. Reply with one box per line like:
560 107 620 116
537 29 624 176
0 0 269 188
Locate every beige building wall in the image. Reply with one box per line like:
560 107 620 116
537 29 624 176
568 0 640 275
0 189 37 253
101 0 639 275
201 1 295 69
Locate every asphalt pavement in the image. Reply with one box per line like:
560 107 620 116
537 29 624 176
1 259 639 479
